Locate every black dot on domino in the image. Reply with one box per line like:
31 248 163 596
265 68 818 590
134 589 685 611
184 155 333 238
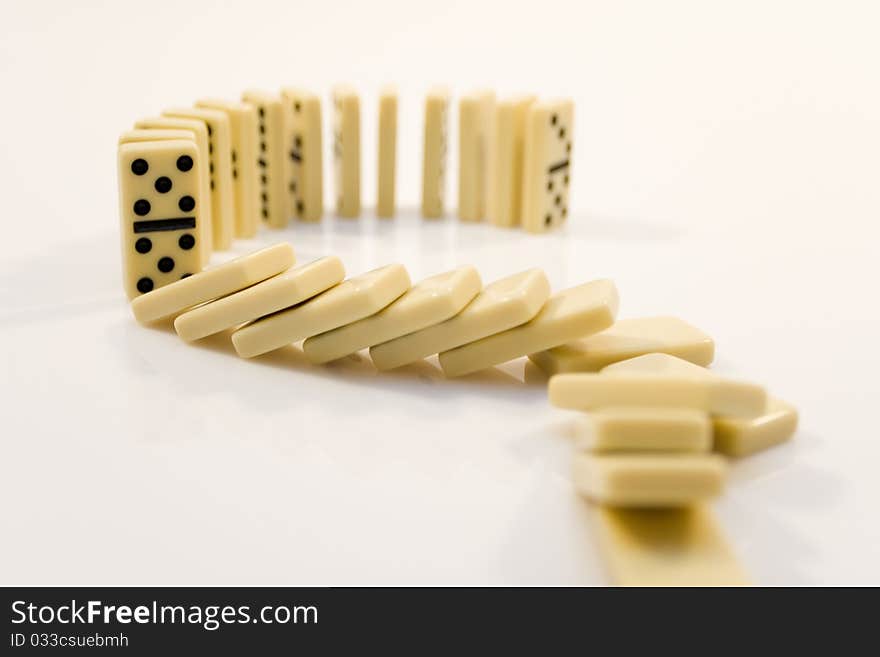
564 175 569 186
261 174 267 184
555 195 562 206
261 192 268 202
231 151 237 163
562 207 568 218
176 155 193 172
178 196 195 212
289 181 296 193
178 234 195 250
294 101 301 112
551 114 558 126
133 199 151 216
262 209 268 219
207 124 213 136
259 106 265 118
545 213 552 226
295 135 302 148
559 127 565 139
209 143 213 155
296 201 304 215
157 257 175 273
232 169 238 179
547 181 553 192
259 124 265 135
135 237 152 254
137 277 153 293
261 142 267 152
155 176 172 193
131 159 148 175
210 180 215 190
566 142 572 153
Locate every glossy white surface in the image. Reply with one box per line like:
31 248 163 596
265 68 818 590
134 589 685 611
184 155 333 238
1 0 878 585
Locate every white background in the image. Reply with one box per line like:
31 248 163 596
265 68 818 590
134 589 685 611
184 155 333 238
1 0 878 584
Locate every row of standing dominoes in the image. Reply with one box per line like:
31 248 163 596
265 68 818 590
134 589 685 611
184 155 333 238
117 87 573 300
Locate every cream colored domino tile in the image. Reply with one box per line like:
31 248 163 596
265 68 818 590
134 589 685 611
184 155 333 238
590 504 749 586
303 266 482 364
529 316 715 375
487 95 535 228
376 86 398 218
457 90 495 221
241 90 289 229
332 85 361 218
280 87 324 222
574 453 726 508
549 374 766 418
232 264 411 358
174 256 345 342
197 99 260 239
370 269 551 371
421 87 450 218
522 99 573 233
119 140 206 300
572 407 711 453
713 397 798 457
133 119 213 264
130 243 294 324
164 107 235 250
438 279 618 378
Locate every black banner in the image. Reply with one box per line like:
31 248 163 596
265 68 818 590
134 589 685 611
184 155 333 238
0 586 862 652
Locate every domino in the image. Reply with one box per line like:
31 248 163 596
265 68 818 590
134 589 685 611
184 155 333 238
438 279 619 378
522 99 573 233
549 358 767 417
332 85 361 217
376 86 398 218
529 316 715 375
573 453 727 507
303 266 482 364
370 269 550 371
196 98 260 238
174 256 345 342
164 107 235 250
118 139 205 300
133 119 213 264
713 397 798 457
280 87 324 222
421 87 450 218
130 243 295 324
457 90 495 221
232 264 411 358
487 95 535 227
590 505 749 586
572 407 712 453
241 90 289 228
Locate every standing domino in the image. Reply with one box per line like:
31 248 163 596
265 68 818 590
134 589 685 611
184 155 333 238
422 87 450 218
196 99 260 238
281 87 324 222
377 86 398 218
522 99 573 233
458 90 495 221
118 139 205 299
164 107 236 249
241 90 289 228
332 86 361 218
487 95 535 228
134 118 213 263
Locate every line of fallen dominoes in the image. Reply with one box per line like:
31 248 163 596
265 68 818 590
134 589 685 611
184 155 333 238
119 87 571 300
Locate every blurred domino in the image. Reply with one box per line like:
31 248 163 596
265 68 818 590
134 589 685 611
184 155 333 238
529 316 715 375
370 269 550 371
196 98 260 238
487 95 535 228
574 453 726 507
133 118 213 262
174 256 345 341
376 86 398 218
550 355 767 417
232 265 411 358
713 398 798 457
421 87 450 218
332 85 361 217
522 99 573 233
303 266 482 364
572 407 711 453
591 505 749 586
241 90 289 228
130 243 295 324
164 107 235 249
438 280 618 378
118 139 205 299
281 87 324 222
458 90 495 221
